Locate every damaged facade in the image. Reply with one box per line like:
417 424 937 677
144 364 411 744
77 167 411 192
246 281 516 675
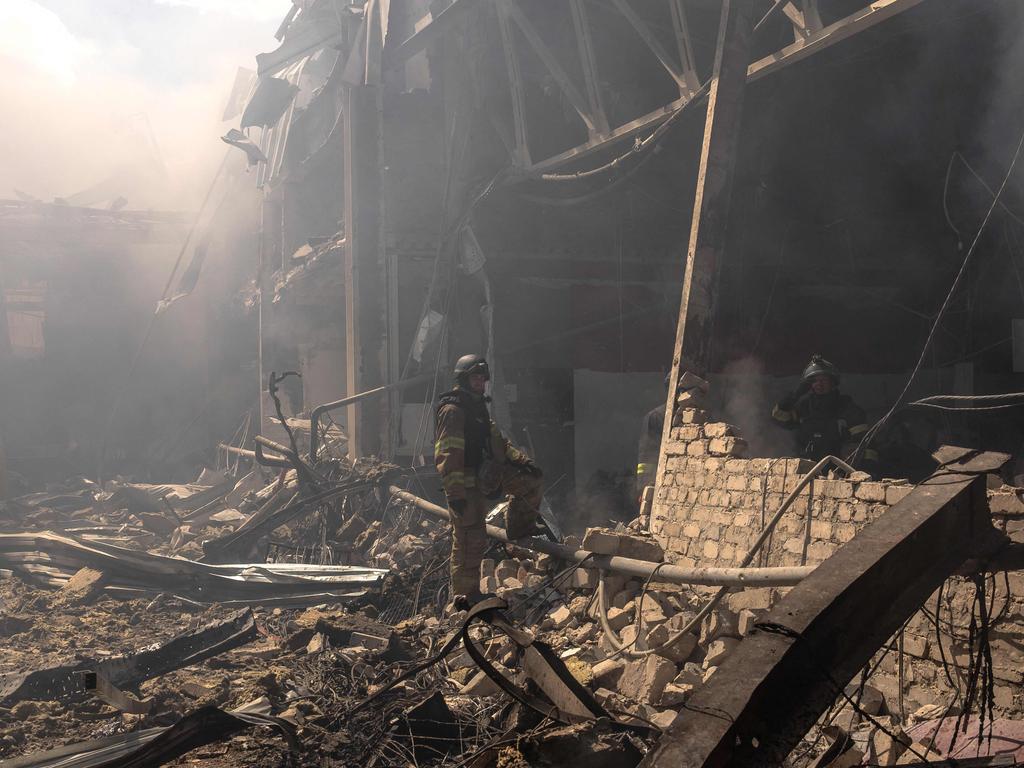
5 1 1024 767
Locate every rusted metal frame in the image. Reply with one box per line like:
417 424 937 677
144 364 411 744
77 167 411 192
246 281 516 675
495 0 531 167
525 0 923 174
503 0 601 138
610 0 690 95
568 0 610 136
668 0 701 95
643 451 1010 768
82 671 153 715
782 1 823 40
383 0 479 71
748 0 924 83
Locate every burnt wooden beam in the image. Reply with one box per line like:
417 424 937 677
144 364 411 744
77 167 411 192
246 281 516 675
643 450 1010 768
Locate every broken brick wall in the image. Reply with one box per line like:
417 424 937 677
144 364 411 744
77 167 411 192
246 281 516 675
649 405 912 570
650 379 1024 716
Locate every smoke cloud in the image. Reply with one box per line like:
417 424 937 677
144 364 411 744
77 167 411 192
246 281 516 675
0 0 281 211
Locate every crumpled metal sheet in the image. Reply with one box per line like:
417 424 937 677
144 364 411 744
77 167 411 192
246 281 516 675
0 531 387 604
0 698 295 768
0 608 258 707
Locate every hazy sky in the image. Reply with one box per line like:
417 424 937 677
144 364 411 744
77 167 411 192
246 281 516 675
0 0 287 208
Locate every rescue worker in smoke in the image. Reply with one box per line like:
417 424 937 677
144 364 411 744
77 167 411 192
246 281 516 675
771 354 879 469
636 373 669 502
434 355 544 610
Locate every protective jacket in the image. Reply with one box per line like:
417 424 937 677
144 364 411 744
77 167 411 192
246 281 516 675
771 390 873 462
434 387 529 503
637 403 666 480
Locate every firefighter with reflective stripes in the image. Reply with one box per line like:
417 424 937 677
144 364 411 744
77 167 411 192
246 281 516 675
771 355 878 467
435 354 543 610
636 373 670 490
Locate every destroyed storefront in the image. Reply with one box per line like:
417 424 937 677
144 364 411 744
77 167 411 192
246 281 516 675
4 1 1024 767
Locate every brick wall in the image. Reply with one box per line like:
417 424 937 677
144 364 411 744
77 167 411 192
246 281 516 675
651 380 1024 715
650 403 913 569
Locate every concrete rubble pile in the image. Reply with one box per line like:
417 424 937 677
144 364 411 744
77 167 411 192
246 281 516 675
0 448 1018 767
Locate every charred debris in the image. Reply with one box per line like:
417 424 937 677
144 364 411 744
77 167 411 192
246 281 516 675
6 1 1024 767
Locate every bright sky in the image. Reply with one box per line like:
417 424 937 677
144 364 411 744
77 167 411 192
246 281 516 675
0 0 286 207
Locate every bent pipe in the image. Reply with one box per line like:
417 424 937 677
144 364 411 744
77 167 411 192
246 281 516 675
308 371 437 461
387 486 814 588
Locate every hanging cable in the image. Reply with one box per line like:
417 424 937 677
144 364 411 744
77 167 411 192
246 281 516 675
851 126 1024 463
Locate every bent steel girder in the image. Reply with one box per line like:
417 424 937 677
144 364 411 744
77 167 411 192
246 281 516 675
643 449 1010 768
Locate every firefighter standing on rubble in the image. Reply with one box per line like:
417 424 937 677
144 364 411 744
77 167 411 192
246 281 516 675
434 355 544 610
771 354 879 469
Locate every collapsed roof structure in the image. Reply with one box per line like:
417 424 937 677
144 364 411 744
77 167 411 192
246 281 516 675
6 0 1024 766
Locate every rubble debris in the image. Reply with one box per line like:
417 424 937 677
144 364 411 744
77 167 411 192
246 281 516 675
0 532 386 605
0 608 258 707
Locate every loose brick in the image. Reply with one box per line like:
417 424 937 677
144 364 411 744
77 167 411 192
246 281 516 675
679 408 709 424
885 485 913 505
855 482 887 502
709 437 747 457
703 422 737 439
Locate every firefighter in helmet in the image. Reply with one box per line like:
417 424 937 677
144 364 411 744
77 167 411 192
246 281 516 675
434 354 543 610
771 355 878 467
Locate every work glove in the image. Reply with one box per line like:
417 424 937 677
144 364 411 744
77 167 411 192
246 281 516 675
449 499 467 519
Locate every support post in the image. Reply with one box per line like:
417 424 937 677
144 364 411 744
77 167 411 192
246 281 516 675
342 84 387 459
258 194 283 437
656 0 756 486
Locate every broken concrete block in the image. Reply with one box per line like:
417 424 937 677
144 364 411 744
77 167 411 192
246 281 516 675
699 608 739 645
702 666 717 683
581 528 621 555
459 668 503 697
495 559 519 583
606 607 632 632
673 663 704 688
647 624 698 664
568 596 591 617
651 709 679 730
502 577 524 591
737 609 762 636
703 637 739 668
617 656 677 705
57 567 107 605
592 659 626 689
703 422 738 439
306 632 328 654
638 594 668 627
726 589 772 612
572 569 598 590
548 605 574 630
612 591 636 610
708 437 747 457
865 717 910 766
481 575 497 594
480 558 496 580
572 622 598 645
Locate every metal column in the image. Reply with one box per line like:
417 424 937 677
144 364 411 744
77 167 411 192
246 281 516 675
342 84 387 459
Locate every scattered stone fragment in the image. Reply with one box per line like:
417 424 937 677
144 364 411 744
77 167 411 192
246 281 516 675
650 709 678 730
617 656 676 705
647 623 698 664
306 632 328 654
548 605 574 630
703 637 739 668
658 683 692 708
